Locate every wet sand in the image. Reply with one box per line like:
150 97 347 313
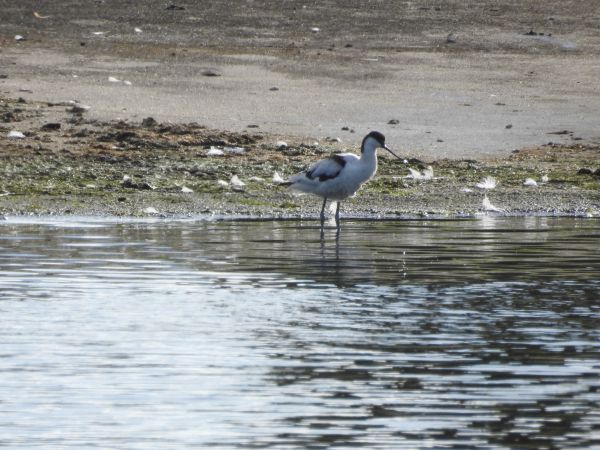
1 1 600 217
2 0 600 157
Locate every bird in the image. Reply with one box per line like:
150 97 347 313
284 131 403 229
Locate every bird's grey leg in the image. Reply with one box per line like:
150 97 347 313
320 197 327 227
335 201 341 228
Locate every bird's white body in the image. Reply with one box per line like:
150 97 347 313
287 150 377 201
284 131 401 230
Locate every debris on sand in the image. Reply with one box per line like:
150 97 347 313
7 130 26 139
141 117 157 128
165 4 185 10
206 147 225 156
121 175 154 190
577 168 593 175
230 175 246 191
523 178 538 187
407 166 434 181
66 101 91 115
482 194 502 212
41 123 61 131
33 11 50 19
224 146 245 155
476 176 497 190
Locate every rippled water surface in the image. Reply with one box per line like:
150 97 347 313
1 216 600 449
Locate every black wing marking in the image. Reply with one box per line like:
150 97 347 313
306 154 347 182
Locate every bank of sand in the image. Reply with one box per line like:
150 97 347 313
1 1 599 218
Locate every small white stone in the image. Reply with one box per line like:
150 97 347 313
108 76 121 83
143 207 159 214
207 147 224 156
276 141 288 149
7 130 25 139
523 178 538 187
181 186 194 193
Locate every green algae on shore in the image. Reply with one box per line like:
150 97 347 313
1 96 599 218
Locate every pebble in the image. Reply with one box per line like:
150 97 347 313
207 147 224 156
142 117 157 128
7 130 26 139
41 123 61 131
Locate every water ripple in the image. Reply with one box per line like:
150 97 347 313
0 217 599 448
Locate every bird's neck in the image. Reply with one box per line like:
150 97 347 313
360 148 378 172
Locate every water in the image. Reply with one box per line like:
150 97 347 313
1 216 599 449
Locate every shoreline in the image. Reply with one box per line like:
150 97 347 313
1 94 599 220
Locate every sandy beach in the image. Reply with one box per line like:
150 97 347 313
1 0 599 217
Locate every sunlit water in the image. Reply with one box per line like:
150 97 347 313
1 216 599 449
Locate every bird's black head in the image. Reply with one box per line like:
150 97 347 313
361 131 386 153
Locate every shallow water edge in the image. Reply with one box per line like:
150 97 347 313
1 216 599 449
